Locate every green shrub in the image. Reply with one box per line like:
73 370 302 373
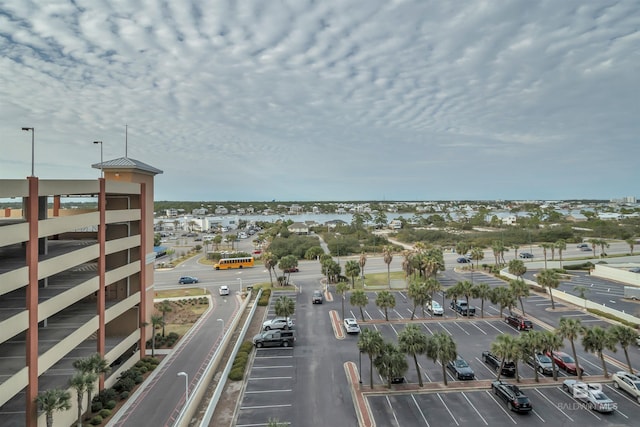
95 388 117 406
228 368 244 381
89 415 103 425
115 377 136 393
104 400 117 410
119 391 129 400
168 332 179 340
134 375 143 384
91 401 103 413
99 409 112 419
239 341 254 353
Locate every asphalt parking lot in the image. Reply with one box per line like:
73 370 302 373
235 291 298 427
368 381 639 427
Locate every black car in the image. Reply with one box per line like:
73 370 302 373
456 257 472 263
482 351 516 377
447 356 475 380
505 313 533 331
492 380 532 413
519 252 534 259
178 276 198 284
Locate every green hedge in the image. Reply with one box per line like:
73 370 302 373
587 308 639 329
228 341 253 381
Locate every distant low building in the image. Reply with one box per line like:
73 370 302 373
288 222 310 235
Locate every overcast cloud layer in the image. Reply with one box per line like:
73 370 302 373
1 0 638 201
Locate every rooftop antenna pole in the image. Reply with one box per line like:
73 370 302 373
125 124 128 158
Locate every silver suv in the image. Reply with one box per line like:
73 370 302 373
262 317 293 331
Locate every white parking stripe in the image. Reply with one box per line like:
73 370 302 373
244 389 292 394
530 409 545 422
534 388 574 422
385 396 401 427
240 404 292 410
248 376 292 380
437 393 460 426
411 394 430 427
252 365 293 369
482 320 504 334
485 390 517 424
461 392 488 425
438 322 454 336
468 321 488 335
453 322 471 335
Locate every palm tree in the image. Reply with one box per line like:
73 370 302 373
150 314 164 357
398 325 428 387
540 243 552 269
344 260 360 288
557 317 585 380
262 252 278 287
335 282 349 320
445 283 461 318
589 238 599 257
472 283 491 318
72 353 110 413
274 295 295 326
598 239 610 257
427 332 457 386
455 242 470 259
36 388 72 427
69 371 97 427
375 291 396 321
536 269 560 309
508 259 526 280
359 252 367 280
357 328 385 389
382 246 394 288
539 331 563 381
350 290 369 322
518 330 544 382
610 324 639 373
508 279 530 316
424 277 442 308
471 247 484 269
408 280 428 320
157 300 172 337
555 239 567 268
582 326 617 378
457 280 474 316
512 244 520 260
489 286 516 318
491 334 519 381
625 238 636 255
374 342 409 388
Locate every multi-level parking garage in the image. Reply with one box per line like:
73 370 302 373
0 158 161 427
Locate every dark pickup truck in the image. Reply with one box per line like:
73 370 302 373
252 330 295 348
482 351 516 377
451 300 476 316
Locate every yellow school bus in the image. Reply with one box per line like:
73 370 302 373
213 256 255 270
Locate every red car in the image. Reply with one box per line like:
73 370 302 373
546 351 583 376
284 267 299 273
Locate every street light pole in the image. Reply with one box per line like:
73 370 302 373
358 350 363 385
21 127 35 176
237 277 243 293
177 371 189 401
93 141 103 177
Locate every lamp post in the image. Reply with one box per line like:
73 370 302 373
21 127 35 176
237 277 243 293
177 371 189 401
358 350 363 385
93 141 103 177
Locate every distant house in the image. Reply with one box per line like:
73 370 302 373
389 219 402 229
566 213 588 222
288 222 309 235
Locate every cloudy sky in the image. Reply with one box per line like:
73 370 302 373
1 1 638 202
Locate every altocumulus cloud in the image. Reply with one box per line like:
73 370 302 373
1 0 638 201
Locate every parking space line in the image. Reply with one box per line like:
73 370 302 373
255 355 293 359
411 394 430 427
468 321 488 335
534 388 574 421
252 365 294 369
605 384 640 407
385 396 400 426
530 409 545 422
244 389 292 394
461 392 488 425
248 376 293 380
437 393 460 426
481 320 503 334
240 404 292 410
475 357 498 377
393 309 405 319
453 322 471 335
421 323 435 335
437 322 453 336
485 390 517 424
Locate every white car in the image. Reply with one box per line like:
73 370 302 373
343 318 361 334
612 371 640 403
263 317 293 331
427 300 444 316
219 285 229 296
562 379 615 413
